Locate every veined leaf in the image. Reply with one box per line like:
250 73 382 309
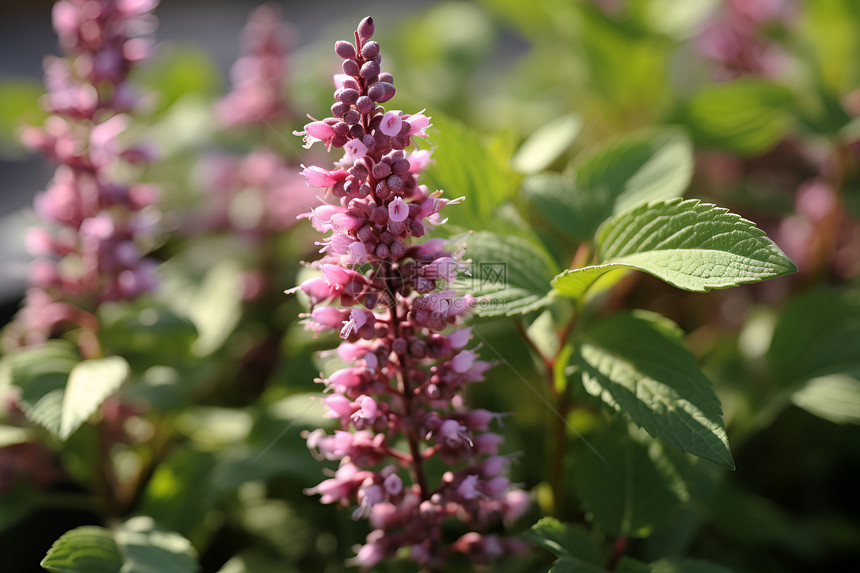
457 231 560 316
41 527 124 573
553 199 796 300
523 127 692 241
575 311 734 468
60 356 130 440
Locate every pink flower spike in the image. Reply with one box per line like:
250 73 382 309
451 350 477 374
388 196 409 223
380 110 403 137
325 394 353 418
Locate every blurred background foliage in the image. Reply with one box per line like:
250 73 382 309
1 0 859 571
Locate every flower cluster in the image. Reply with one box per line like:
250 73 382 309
216 3 291 128
697 0 796 79
294 17 527 570
7 0 161 351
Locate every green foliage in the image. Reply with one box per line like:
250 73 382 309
676 80 795 155
523 127 693 242
60 357 130 440
422 114 519 231
0 341 81 437
573 420 691 536
137 46 220 111
0 79 46 156
553 199 797 300
524 517 605 572
512 113 582 174
41 518 198 573
457 230 560 316
575 311 733 467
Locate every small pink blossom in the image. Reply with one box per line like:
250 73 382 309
380 110 403 136
388 196 409 222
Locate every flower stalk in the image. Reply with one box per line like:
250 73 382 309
294 16 527 570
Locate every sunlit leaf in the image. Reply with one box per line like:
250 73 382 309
553 199 796 300
60 356 130 440
576 311 734 468
512 113 582 174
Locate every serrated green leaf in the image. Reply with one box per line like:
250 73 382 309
791 374 860 425
523 127 692 241
2 341 81 437
573 419 692 537
525 517 605 569
456 231 560 316
60 357 130 440
512 113 582 174
41 526 123 573
576 311 734 468
553 199 796 300
768 288 860 385
678 79 794 155
116 517 199 573
422 114 518 231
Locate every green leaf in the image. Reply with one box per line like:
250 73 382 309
512 113 582 174
2 341 81 437
573 418 692 537
523 127 693 241
456 231 560 316
552 199 796 300
166 259 244 357
116 516 199 573
524 517 605 570
767 288 860 385
41 520 198 573
791 374 860 425
41 526 123 573
677 79 794 155
573 127 693 218
60 356 130 440
422 114 518 230
575 311 734 468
